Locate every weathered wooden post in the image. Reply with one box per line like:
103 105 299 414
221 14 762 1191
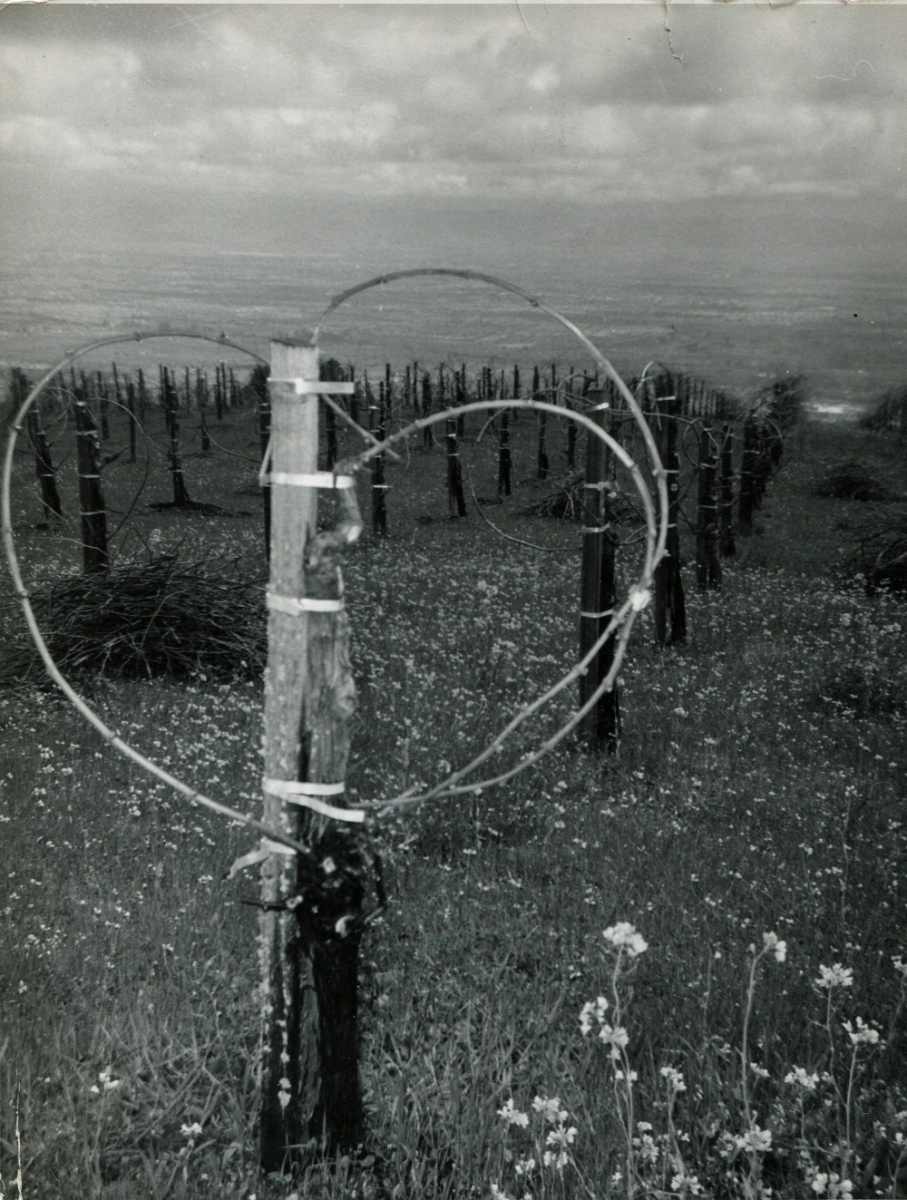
738 413 758 531
26 408 63 524
73 387 108 573
651 384 686 645
718 424 735 557
534 366 549 480
259 340 370 1169
696 425 721 591
162 368 192 507
497 406 512 498
445 415 467 518
368 377 388 536
125 378 138 465
579 394 619 750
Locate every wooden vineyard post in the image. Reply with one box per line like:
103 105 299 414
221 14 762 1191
125 379 138 464
497 406 512 498
97 371 110 440
162 369 192 506
719 424 735 557
26 408 63 524
73 389 108 573
368 378 388 536
260 340 370 1168
738 413 757 531
696 426 721 591
534 366 549 480
197 370 211 454
579 395 619 751
652 388 686 645
445 415 467 517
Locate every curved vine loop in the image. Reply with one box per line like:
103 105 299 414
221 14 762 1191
0 331 308 853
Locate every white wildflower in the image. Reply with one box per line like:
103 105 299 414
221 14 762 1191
735 1126 772 1153
579 995 608 1035
816 963 853 989
603 922 648 957
784 1066 820 1090
843 1017 880 1045
762 931 787 962
660 1065 686 1092
498 1098 529 1128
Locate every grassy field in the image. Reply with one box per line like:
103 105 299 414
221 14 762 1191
1 387 906 1199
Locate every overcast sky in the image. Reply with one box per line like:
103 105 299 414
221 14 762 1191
1 3 904 219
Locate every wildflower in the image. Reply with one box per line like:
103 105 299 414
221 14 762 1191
784 1066 819 1090
660 1065 686 1092
893 956 907 980
498 1098 529 1128
614 1068 638 1082
531 1095 567 1123
545 1124 577 1149
513 1157 536 1177
602 922 648 957
816 963 853 989
750 1063 770 1080
579 995 608 1035
735 1126 772 1153
843 1017 880 1045
671 1174 704 1196
762 931 787 962
180 1121 203 1138
811 1173 853 1197
598 1023 630 1059
543 1148 570 1170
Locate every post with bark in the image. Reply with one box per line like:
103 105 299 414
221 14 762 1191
26 408 63 525
696 425 721 591
197 370 211 454
97 371 110 440
497 406 512 498
163 369 192 506
259 339 371 1169
73 387 108 573
534 366 549 480
579 394 619 751
652 385 686 645
368 377 388 536
125 379 138 465
718 424 735 557
445 415 467 518
738 413 758 532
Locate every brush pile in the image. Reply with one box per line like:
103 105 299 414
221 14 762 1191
813 459 899 503
2 554 267 683
843 506 907 597
518 475 643 524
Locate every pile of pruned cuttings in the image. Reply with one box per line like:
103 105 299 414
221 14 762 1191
2 554 267 683
518 475 643 524
813 459 900 503
843 506 907 597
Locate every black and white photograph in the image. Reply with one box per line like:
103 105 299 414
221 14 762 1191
1 3 906 1197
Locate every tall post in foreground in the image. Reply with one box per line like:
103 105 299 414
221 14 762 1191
73 389 108 573
260 342 321 1170
579 396 619 751
260 340 369 1169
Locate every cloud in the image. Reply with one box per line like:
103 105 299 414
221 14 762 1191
0 4 904 208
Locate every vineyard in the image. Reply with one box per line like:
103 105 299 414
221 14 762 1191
1 345 906 1200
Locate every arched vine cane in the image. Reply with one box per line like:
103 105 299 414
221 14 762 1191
313 268 669 814
2 278 669 843
0 331 313 855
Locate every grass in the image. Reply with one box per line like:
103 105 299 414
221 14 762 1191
1 386 906 1199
